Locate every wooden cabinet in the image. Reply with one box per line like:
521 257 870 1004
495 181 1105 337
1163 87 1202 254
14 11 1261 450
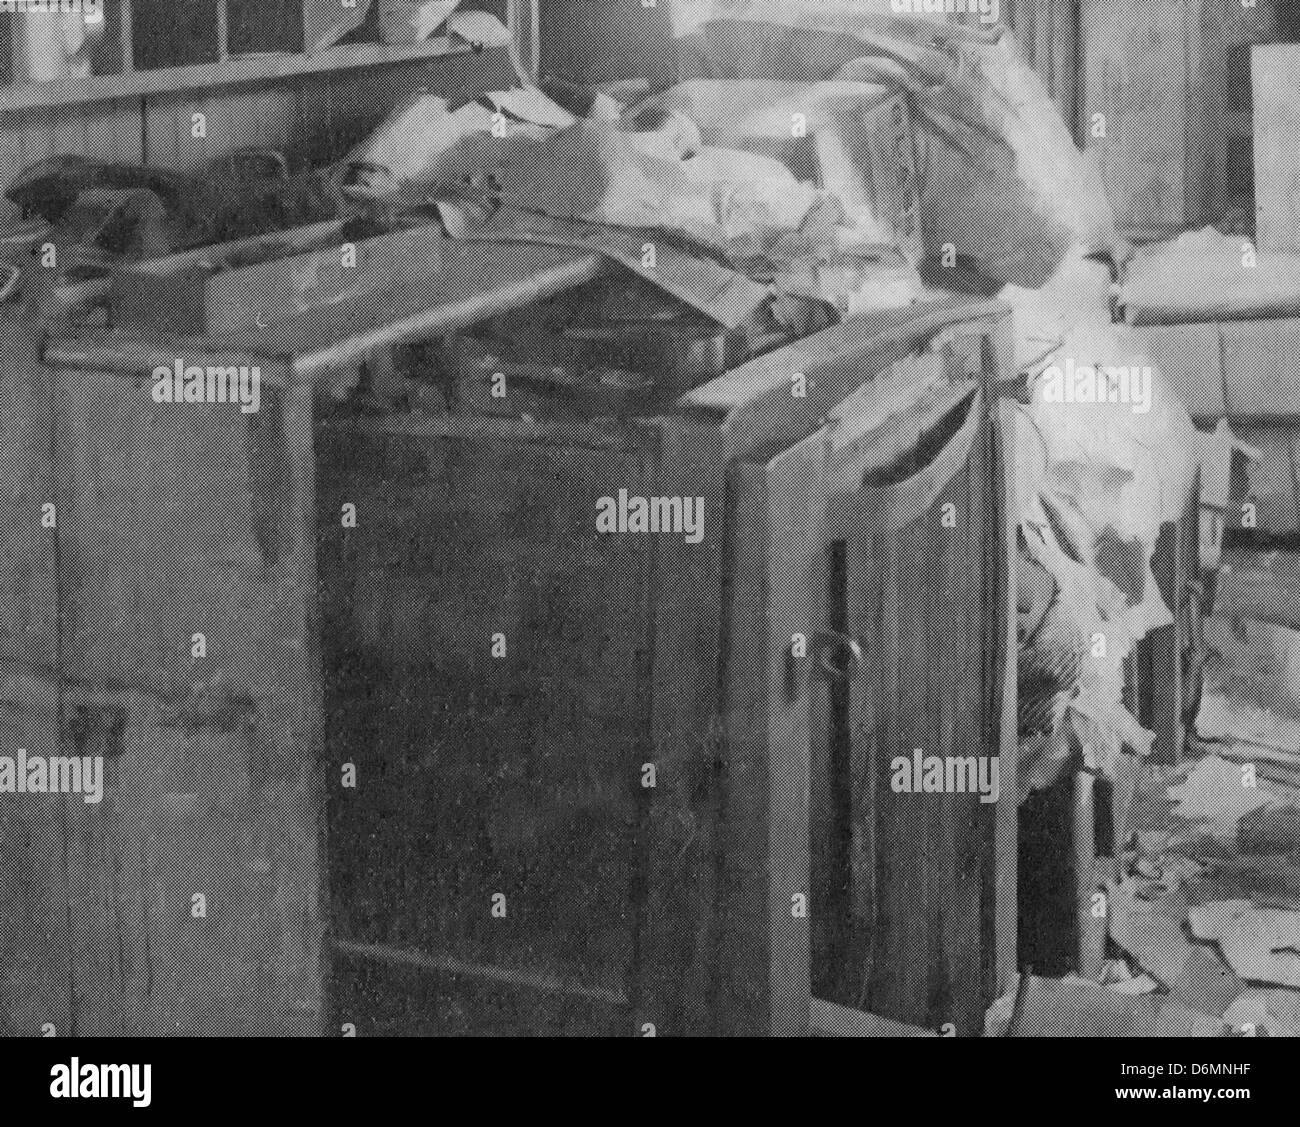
2 298 1010 1036
319 308 1012 1037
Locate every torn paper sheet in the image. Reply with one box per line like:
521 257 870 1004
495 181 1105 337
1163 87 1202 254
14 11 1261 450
1107 877 1195 989
1167 755 1281 837
1188 901 1300 989
1223 989 1300 1037
1004 974 1165 1037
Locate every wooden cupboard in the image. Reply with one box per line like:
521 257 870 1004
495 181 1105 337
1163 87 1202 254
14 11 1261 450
1 296 1012 1036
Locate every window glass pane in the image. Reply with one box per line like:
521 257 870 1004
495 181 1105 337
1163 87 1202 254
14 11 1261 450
133 0 220 69
230 0 305 54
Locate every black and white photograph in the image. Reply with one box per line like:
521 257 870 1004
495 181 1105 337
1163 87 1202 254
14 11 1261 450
0 0 1295 1086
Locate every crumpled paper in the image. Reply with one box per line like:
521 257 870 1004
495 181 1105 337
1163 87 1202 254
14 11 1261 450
1189 900 1300 989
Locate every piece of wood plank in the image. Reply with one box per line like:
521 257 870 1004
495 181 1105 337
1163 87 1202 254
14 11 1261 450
46 242 606 390
687 298 1006 463
113 221 443 336
1254 44 1300 253
1122 252 1300 328
1131 323 1225 421
0 312 59 674
810 996 937 1037
718 429 827 1036
0 39 477 114
993 400 1020 999
620 419 727 1036
277 380 325 1030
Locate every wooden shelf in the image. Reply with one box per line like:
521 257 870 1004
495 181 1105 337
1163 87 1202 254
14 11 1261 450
0 38 477 114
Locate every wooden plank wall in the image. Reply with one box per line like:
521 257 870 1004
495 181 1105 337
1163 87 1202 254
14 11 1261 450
1080 0 1276 238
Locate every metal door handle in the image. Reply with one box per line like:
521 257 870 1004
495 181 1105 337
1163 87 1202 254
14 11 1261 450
811 630 866 683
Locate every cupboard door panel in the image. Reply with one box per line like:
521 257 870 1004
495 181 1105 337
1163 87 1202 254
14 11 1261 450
817 382 1001 1036
320 423 656 1032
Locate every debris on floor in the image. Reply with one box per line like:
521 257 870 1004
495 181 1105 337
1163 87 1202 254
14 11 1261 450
993 547 1300 1035
1188 901 1300 989
1166 754 1281 838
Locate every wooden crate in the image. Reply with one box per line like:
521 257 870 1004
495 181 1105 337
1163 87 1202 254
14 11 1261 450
317 303 1011 1036
110 221 442 337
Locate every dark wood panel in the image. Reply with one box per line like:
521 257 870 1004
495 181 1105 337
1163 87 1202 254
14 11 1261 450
133 0 220 71
636 419 728 1036
319 420 657 1031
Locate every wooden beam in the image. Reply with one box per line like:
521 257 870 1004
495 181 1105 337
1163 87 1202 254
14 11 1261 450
0 38 476 114
329 939 629 1006
994 401 1020 999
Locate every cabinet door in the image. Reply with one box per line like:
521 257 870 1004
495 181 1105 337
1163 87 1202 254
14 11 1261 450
320 419 657 1034
722 338 1009 1038
815 376 1002 1036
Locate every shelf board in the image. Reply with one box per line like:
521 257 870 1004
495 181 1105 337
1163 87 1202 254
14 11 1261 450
0 38 478 114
